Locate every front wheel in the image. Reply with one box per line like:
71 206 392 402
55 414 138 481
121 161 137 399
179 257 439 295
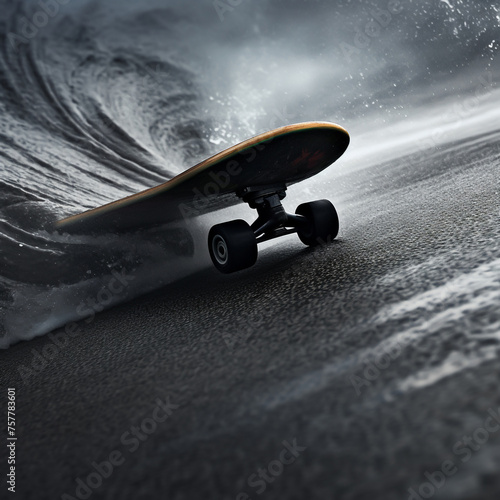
295 200 339 246
208 220 258 273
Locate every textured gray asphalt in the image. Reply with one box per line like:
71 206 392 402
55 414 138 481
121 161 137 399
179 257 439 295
2 130 500 500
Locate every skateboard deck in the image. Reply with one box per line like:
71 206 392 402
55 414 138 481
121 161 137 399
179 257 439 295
56 122 349 234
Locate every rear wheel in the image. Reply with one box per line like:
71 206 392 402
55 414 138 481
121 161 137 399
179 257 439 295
295 200 339 246
208 220 258 273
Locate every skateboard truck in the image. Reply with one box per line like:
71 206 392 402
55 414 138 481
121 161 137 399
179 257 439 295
208 183 340 274
237 185 309 243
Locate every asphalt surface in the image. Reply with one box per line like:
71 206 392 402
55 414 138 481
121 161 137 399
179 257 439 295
2 129 500 500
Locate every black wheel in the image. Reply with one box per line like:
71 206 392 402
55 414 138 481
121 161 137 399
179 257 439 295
295 199 339 246
208 220 258 273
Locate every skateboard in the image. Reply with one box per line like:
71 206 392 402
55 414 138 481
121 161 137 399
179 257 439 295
56 121 350 273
